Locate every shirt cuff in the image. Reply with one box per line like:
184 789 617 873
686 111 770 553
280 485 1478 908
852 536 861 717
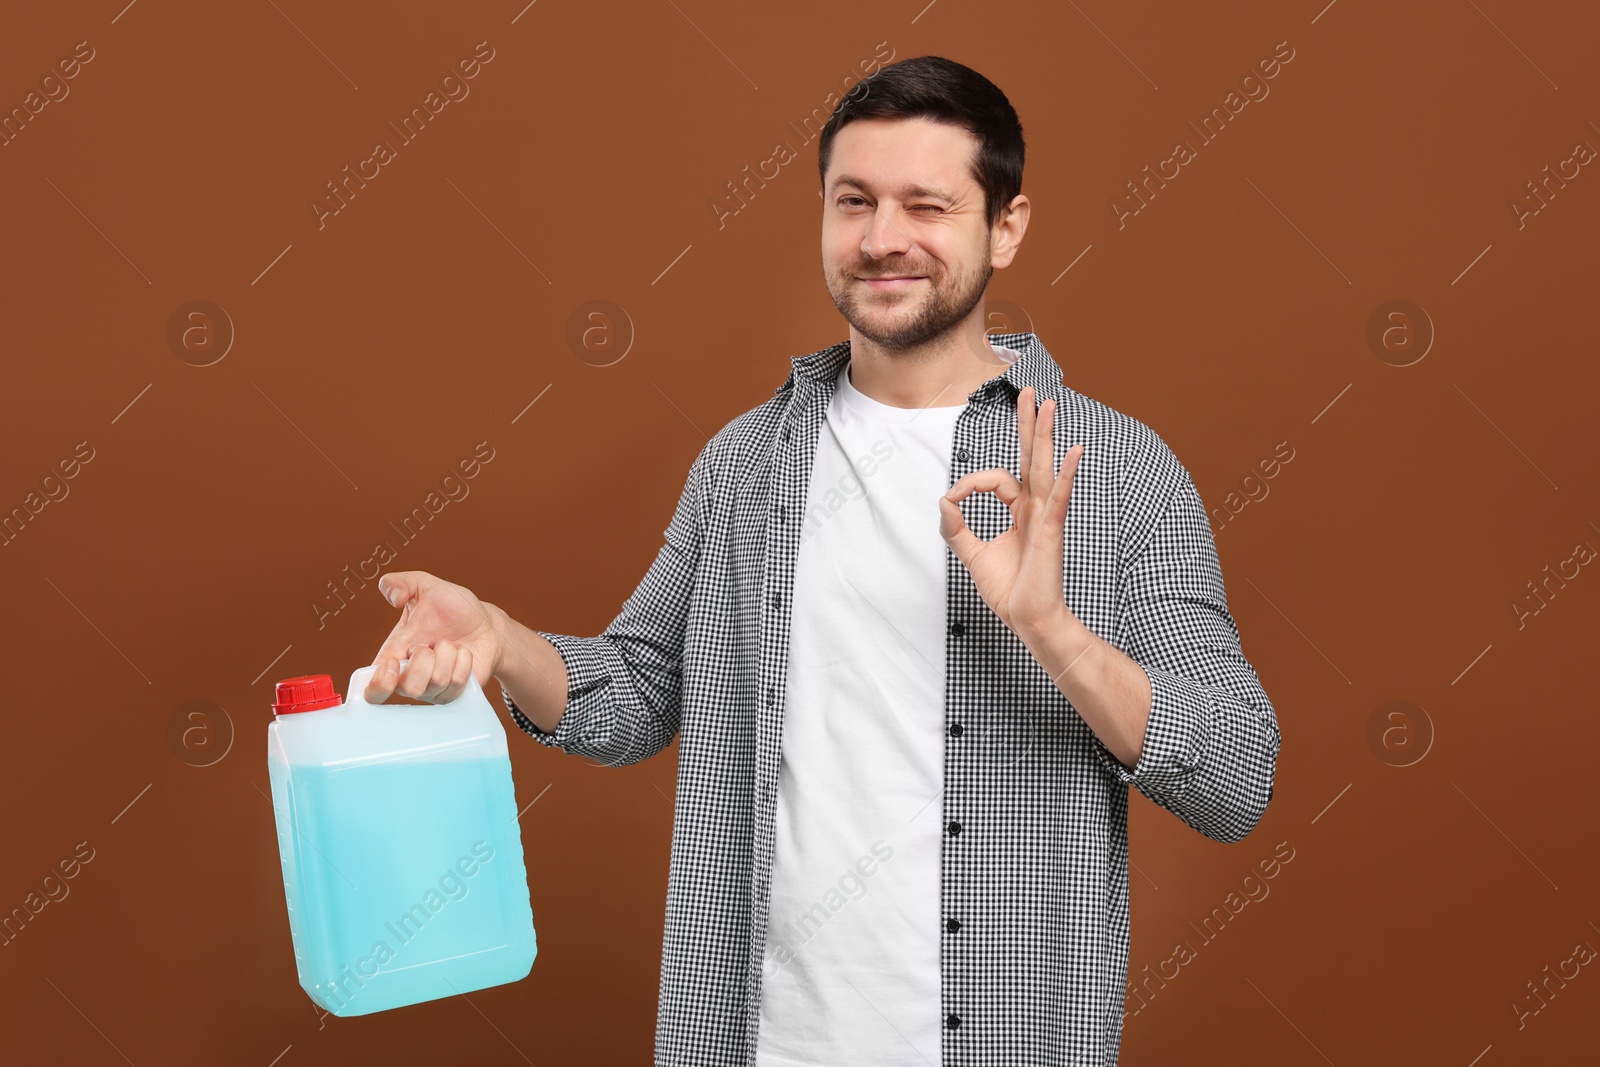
1092 661 1211 798
499 629 603 753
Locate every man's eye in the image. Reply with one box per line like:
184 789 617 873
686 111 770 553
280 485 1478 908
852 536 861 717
838 197 939 212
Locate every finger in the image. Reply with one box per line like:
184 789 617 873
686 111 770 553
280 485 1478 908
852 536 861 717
364 655 400 703
945 467 1024 507
395 645 437 700
1030 397 1056 500
440 646 475 703
1017 386 1035 494
423 640 457 702
364 655 401 703
1043 443 1084 527
366 620 414 703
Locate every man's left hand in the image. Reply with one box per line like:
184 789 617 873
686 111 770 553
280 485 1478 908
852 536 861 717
939 384 1084 642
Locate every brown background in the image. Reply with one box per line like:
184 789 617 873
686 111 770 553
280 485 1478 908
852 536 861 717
2 0 1596 1064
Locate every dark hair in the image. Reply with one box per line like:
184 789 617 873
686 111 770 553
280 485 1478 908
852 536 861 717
817 55 1025 231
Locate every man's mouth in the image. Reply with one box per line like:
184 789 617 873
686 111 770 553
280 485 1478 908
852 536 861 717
860 275 925 289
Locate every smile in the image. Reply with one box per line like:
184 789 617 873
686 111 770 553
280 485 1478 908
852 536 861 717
860 277 925 290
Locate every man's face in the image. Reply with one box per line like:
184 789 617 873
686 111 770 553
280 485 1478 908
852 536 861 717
821 117 995 350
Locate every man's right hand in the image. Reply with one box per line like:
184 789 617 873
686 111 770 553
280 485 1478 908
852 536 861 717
365 570 503 705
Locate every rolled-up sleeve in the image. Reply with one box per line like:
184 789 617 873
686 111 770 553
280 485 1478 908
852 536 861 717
501 436 713 767
1094 435 1281 844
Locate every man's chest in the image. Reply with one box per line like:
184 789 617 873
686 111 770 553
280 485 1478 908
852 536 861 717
712 389 1127 644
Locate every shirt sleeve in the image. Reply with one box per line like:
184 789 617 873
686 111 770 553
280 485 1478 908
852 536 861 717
1093 434 1282 844
500 436 713 767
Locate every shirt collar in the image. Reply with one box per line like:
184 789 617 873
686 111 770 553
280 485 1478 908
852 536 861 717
777 331 1064 406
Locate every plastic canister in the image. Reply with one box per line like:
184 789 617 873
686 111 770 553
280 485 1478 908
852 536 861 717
266 660 537 1016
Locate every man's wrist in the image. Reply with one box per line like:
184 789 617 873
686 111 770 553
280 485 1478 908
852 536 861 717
1016 603 1089 663
485 602 511 682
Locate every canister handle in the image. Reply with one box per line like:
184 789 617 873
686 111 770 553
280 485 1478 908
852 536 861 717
344 656 486 711
345 658 406 710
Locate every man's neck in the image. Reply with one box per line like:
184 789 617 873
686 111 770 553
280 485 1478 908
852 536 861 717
846 328 1011 409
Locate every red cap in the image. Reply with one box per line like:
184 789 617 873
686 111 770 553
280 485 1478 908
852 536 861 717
273 674 341 715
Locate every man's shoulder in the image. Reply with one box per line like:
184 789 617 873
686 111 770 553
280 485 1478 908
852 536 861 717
1055 382 1189 498
1055 383 1209 566
698 340 843 470
671 388 792 508
700 391 788 471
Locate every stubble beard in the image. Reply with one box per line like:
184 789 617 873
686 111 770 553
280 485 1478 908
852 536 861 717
828 255 993 352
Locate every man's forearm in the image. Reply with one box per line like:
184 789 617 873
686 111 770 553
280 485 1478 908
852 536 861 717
1019 606 1152 772
488 603 569 734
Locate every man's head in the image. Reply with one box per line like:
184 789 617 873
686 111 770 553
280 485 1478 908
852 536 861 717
817 55 1027 352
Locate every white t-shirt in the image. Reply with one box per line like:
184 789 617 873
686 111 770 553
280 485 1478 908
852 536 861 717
755 345 1019 1066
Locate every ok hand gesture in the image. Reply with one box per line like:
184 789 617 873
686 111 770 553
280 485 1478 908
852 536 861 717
938 385 1083 642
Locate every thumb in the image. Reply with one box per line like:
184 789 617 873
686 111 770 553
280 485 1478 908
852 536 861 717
939 495 980 564
377 570 426 610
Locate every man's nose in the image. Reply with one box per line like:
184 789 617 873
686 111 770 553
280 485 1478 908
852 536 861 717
862 207 912 258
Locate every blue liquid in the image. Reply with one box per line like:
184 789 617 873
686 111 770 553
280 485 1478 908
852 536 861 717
270 754 537 1016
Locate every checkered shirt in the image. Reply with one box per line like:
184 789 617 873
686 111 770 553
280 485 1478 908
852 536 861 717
502 331 1282 1065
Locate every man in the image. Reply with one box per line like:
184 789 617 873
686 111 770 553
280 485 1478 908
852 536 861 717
365 54 1280 1066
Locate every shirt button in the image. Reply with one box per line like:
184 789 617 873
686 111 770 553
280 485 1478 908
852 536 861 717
947 820 962 837
766 687 776 706
948 621 966 637
782 427 791 441
770 594 781 609
956 447 969 462
946 1013 962 1030
946 918 961 933
949 723 964 738
776 504 787 520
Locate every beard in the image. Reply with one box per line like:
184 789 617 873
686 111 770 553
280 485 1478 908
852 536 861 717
825 251 993 352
